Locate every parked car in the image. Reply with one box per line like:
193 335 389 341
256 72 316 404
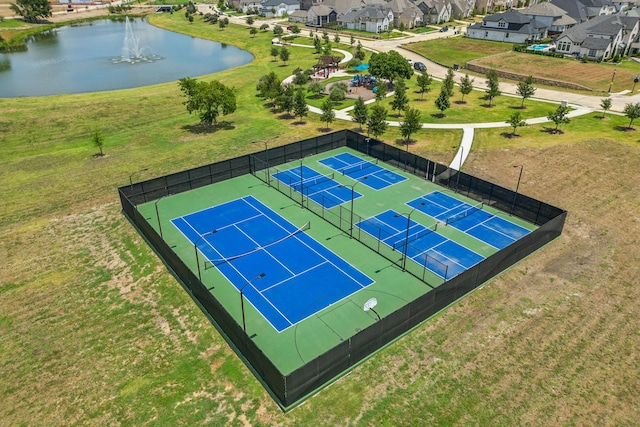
405 58 413 65
413 62 427 72
439 26 449 32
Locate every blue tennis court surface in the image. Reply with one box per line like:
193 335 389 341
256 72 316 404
171 196 374 332
355 210 484 279
407 191 531 249
319 152 407 190
272 165 361 209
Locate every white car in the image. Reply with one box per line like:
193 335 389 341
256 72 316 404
406 58 413 65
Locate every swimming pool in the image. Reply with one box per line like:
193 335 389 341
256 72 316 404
528 44 550 51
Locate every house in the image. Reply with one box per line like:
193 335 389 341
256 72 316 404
466 9 548 43
580 0 618 17
289 9 308 23
550 0 590 24
260 0 300 17
307 4 338 27
339 4 394 33
520 2 578 35
386 0 423 29
228 0 262 13
449 0 475 20
555 14 640 59
415 0 452 24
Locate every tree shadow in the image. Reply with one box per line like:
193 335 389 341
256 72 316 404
454 100 467 105
182 121 235 134
509 105 526 110
431 113 446 118
540 127 563 135
318 126 332 132
614 125 635 132
278 112 295 120
480 103 495 108
500 132 520 139
394 138 415 146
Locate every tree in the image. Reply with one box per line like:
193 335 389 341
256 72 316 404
275 84 294 115
322 43 332 55
293 71 308 86
313 36 322 54
623 102 640 129
322 31 330 45
178 78 236 127
189 14 194 24
507 111 526 136
270 46 280 61
367 104 388 138
279 47 290 65
399 23 406 34
400 107 422 142
218 17 229 29
354 42 365 61
391 79 409 117
600 97 612 119
459 74 474 103
320 98 335 130
416 71 433 100
334 34 340 44
350 34 355 47
273 25 284 38
10 0 52 23
92 129 105 157
516 75 536 108
435 89 450 116
547 105 571 132
293 87 308 122
249 27 258 38
260 23 269 31
442 68 455 98
352 96 368 130
369 50 413 85
291 25 300 34
307 81 324 98
256 71 282 104
329 82 348 102
485 69 501 107
375 83 387 103
246 16 254 26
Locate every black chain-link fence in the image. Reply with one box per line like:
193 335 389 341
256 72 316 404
120 130 566 410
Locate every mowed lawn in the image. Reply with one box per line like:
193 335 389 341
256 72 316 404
405 37 513 68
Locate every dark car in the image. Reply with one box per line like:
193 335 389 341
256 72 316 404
413 62 427 72
439 26 449 32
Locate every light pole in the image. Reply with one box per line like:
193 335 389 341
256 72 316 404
129 168 149 193
194 229 218 281
510 165 524 215
633 76 639 93
340 179 364 238
455 146 464 193
404 138 410 170
365 137 371 157
240 273 266 333
154 193 171 238
396 202 425 271
608 69 617 93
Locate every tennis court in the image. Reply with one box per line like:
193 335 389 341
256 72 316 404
171 196 374 332
407 191 531 249
319 152 407 190
272 165 361 209
356 210 485 279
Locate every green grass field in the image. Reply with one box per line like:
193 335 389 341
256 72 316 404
1 11 639 426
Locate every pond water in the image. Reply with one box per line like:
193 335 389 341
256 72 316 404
0 18 253 97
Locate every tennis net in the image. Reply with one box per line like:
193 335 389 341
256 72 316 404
445 202 484 225
204 221 311 268
292 173 334 192
341 159 378 176
392 223 438 251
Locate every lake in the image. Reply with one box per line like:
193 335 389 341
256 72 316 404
0 17 253 97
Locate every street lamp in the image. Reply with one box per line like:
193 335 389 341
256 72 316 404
365 137 371 157
396 202 425 271
194 229 218 281
633 76 639 93
288 154 312 208
339 179 365 238
129 168 149 193
240 273 266 333
510 165 524 215
455 146 464 193
404 138 411 171
608 69 617 93
154 193 172 238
